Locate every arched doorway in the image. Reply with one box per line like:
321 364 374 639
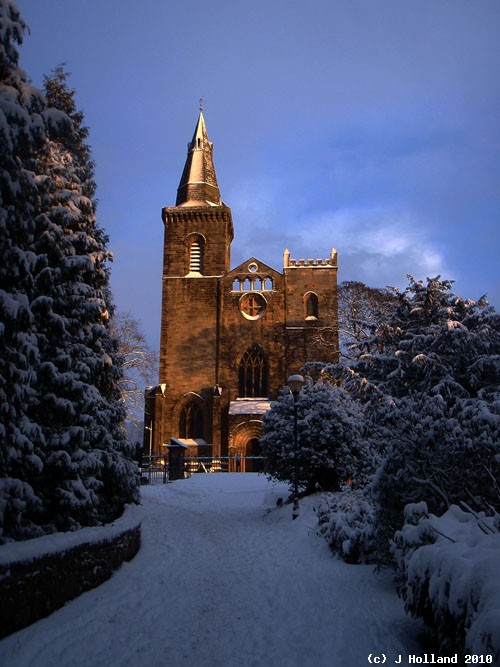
229 419 264 472
246 437 263 472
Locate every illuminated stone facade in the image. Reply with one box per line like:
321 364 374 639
144 111 339 467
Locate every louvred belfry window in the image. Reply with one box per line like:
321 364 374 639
189 239 203 273
238 346 269 398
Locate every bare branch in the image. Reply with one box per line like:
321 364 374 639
110 311 158 428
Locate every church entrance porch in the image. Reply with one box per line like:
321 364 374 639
227 438 263 472
227 400 270 472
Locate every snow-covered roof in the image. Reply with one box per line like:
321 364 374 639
228 398 271 415
168 438 208 448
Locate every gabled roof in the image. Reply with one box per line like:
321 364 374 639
176 111 221 207
226 257 282 279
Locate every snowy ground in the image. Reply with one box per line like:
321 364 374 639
0 474 424 667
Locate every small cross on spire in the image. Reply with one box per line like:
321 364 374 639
199 97 203 113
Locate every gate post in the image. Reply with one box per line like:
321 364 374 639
168 438 187 480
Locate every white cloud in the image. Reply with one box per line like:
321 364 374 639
293 206 448 290
227 172 449 290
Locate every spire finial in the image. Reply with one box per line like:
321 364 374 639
176 104 221 206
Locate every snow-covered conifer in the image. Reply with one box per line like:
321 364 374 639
0 0 48 540
261 380 369 494
27 65 139 531
314 276 500 562
0 8 138 542
341 277 499 550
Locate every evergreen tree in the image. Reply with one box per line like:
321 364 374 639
0 0 47 540
27 64 139 532
321 276 500 554
335 276 500 401
261 381 369 494
370 280 500 538
313 276 500 563
0 6 139 542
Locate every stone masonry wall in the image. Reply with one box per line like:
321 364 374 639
0 522 141 639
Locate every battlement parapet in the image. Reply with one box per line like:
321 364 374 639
283 248 337 269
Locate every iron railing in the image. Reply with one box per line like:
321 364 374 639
140 455 266 485
140 456 168 485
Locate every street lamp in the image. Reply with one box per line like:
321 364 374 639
144 426 153 462
287 374 305 520
145 424 153 483
144 424 153 461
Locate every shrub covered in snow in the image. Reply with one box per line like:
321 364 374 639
373 389 500 550
393 503 500 660
316 487 378 564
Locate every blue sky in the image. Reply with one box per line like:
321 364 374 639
17 0 500 350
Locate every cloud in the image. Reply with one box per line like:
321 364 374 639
226 164 448 289
227 169 447 292
290 206 448 290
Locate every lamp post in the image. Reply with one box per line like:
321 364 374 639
287 374 305 520
145 424 153 461
145 424 153 483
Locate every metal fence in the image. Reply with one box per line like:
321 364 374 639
140 456 168 485
140 455 266 485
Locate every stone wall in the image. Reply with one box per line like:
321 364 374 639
0 521 141 639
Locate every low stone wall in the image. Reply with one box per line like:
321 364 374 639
0 517 141 639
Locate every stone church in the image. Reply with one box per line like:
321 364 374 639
144 110 339 470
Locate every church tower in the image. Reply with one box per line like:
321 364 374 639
146 110 233 459
144 109 339 468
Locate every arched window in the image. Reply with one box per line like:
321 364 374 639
179 402 204 439
238 346 269 398
304 292 319 319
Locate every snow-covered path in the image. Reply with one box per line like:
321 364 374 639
0 474 423 667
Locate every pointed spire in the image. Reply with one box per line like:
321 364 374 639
176 108 221 206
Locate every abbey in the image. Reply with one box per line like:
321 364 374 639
144 110 339 469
